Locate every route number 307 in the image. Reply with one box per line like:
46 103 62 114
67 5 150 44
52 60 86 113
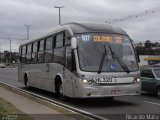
81 35 90 41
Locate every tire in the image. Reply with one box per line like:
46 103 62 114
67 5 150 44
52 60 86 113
57 82 66 101
156 86 160 98
24 75 30 89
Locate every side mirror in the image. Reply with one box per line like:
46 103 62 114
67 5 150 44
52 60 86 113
71 37 77 49
137 54 140 63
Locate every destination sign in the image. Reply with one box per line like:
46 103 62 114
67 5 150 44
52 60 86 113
93 36 112 42
78 34 123 43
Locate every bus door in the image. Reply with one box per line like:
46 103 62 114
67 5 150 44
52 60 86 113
63 46 74 97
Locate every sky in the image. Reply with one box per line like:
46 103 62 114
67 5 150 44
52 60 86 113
0 0 160 52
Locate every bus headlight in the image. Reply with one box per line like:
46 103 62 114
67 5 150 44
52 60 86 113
134 77 141 83
82 79 93 85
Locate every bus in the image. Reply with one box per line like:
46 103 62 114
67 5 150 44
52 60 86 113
18 22 141 99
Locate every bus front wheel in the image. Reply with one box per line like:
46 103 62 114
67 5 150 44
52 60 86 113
57 82 66 100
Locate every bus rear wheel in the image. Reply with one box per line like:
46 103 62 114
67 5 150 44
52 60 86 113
24 74 29 89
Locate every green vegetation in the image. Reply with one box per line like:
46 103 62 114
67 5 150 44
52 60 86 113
0 97 33 120
0 84 91 120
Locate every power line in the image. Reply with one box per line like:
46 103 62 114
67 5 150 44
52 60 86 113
107 6 160 24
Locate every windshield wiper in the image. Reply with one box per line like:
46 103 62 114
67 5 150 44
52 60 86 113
98 45 108 74
109 45 130 73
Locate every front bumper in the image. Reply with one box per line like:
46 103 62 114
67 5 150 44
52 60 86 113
73 83 141 98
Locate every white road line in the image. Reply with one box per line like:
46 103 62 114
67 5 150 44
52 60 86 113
144 101 160 106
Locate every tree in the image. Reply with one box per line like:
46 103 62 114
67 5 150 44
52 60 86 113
145 40 152 49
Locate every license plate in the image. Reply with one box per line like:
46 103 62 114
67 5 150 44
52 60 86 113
111 89 122 94
96 78 112 83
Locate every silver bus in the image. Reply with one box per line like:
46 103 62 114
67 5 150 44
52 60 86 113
18 22 141 99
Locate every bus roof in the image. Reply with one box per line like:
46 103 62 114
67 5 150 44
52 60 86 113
20 21 128 46
64 22 127 35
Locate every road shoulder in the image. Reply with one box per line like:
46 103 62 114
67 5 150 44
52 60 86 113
0 84 88 120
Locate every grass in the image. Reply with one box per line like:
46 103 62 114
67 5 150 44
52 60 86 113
0 83 91 120
0 97 33 120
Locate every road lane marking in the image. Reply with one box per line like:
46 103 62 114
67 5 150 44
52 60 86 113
144 101 160 106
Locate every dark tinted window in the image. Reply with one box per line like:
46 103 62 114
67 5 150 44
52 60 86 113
141 70 154 78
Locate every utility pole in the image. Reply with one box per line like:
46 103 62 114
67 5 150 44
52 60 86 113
24 25 31 40
54 6 65 25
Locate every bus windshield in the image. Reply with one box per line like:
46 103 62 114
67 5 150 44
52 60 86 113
77 33 138 72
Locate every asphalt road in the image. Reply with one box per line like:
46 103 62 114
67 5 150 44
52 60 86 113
0 68 160 120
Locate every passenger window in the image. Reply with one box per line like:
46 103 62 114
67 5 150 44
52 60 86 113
32 42 38 62
66 46 72 70
27 44 32 54
21 46 26 63
141 70 154 78
46 37 53 50
53 48 64 65
55 33 64 48
38 40 44 62
33 42 38 52
39 40 44 51
44 37 53 62
22 46 26 55
26 44 32 63
65 31 71 45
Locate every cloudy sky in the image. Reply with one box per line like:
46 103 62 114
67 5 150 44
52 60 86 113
0 0 160 52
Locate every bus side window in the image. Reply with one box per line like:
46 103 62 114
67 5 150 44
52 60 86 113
44 36 53 62
53 32 65 65
38 39 44 62
32 42 38 62
65 31 71 45
55 33 64 48
65 46 76 71
26 44 32 63
21 46 26 63
66 46 72 70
